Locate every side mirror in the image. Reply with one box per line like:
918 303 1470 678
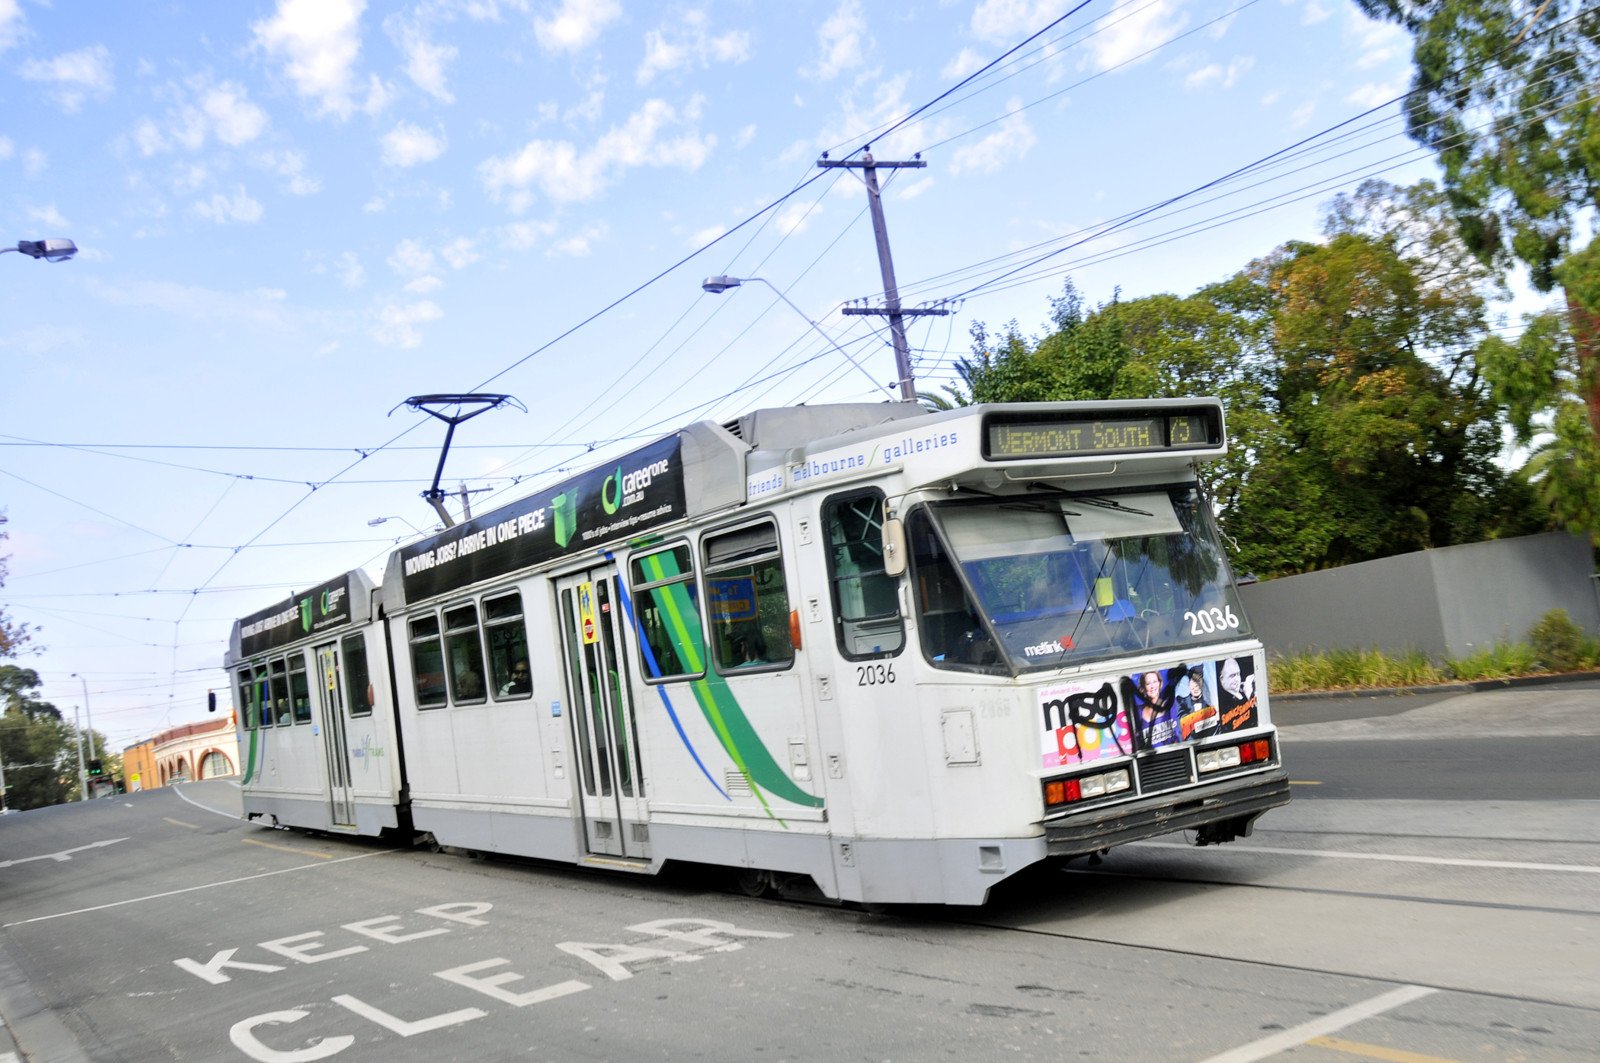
882 517 907 577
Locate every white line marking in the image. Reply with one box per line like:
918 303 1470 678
1195 985 1438 1063
1138 841 1600 875
171 784 242 821
0 838 127 869
2 849 397 928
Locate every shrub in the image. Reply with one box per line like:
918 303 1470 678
1447 642 1541 681
1529 609 1585 672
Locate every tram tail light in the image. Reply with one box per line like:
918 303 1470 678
1197 738 1274 775
1043 768 1129 811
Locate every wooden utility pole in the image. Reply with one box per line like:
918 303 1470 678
818 150 947 401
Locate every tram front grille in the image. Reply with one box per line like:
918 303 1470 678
1137 749 1194 793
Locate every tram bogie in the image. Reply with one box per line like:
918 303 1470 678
225 398 1289 905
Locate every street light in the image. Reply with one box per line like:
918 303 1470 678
368 515 435 537
701 275 896 400
2 238 77 262
70 673 94 801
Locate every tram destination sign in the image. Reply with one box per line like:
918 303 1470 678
399 434 686 602
983 406 1220 460
239 573 354 658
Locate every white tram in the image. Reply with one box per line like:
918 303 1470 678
227 398 1289 905
225 570 407 835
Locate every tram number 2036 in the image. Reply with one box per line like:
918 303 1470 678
857 663 897 686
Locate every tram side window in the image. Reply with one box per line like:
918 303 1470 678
253 665 272 729
270 659 291 725
485 592 532 700
236 669 256 729
409 615 448 710
628 544 704 681
342 633 373 717
445 604 488 704
289 655 312 724
822 489 905 660
703 521 795 673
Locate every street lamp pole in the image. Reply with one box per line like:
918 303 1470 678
701 275 898 400
72 673 94 787
74 707 88 802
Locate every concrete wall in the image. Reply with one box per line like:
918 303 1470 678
1238 532 1599 659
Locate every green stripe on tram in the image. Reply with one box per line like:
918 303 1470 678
640 553 824 813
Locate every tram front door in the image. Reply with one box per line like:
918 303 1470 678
314 643 355 828
556 567 649 859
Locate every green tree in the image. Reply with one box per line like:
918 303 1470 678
1353 0 1600 534
0 514 31 659
1 667 77 810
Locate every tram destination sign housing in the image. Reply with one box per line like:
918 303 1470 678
982 405 1221 460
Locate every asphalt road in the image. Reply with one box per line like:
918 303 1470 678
2 678 1596 1062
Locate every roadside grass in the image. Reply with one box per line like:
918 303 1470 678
1267 609 1600 693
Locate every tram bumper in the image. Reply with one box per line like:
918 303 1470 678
1043 766 1290 858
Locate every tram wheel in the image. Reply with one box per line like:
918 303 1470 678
733 869 773 897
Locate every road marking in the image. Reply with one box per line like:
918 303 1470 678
0 837 127 869
242 837 333 859
1309 1034 1467 1063
164 817 199 830
1140 841 1600 875
171 784 241 821
1 848 397 928
1195 985 1437 1063
1289 780 1322 785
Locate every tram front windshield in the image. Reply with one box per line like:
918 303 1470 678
911 484 1251 673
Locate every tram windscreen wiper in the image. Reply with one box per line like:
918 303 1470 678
1069 494 1154 517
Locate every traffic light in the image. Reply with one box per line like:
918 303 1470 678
88 759 102 776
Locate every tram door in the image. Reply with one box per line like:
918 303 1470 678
555 567 649 859
313 643 356 828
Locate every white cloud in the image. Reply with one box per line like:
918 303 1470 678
394 23 457 102
949 103 1035 174
388 238 435 277
941 47 986 81
534 0 622 53
1348 9 1408 70
1290 100 1315 128
86 277 295 327
0 136 11 160
774 200 818 236
131 78 271 159
734 123 756 149
501 219 558 250
28 203 68 229
1301 1 1332 26
1083 0 1186 72
1184 56 1253 90
480 97 715 208
373 299 442 348
688 223 726 248
336 251 365 289
19 44 114 112
253 0 385 120
636 10 750 85
970 0 1078 43
193 187 264 224
0 0 26 53
550 222 607 256
203 83 269 145
382 121 446 167
895 175 934 200
259 149 320 195
1347 76 1406 109
405 275 443 293
440 237 480 270
806 0 867 80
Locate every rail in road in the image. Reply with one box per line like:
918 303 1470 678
1 679 1596 1061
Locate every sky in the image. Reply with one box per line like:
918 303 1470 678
0 0 1451 753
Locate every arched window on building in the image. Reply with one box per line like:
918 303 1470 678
199 750 233 779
